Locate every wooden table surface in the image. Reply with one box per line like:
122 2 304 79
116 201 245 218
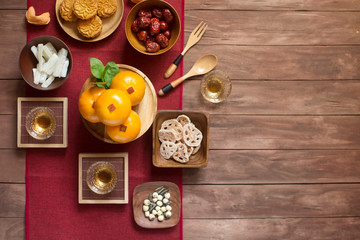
1 0 360 239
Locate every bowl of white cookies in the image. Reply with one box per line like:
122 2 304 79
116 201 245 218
152 110 209 168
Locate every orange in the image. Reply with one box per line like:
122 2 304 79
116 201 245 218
78 86 106 123
94 89 132 126
106 110 141 143
110 71 146 106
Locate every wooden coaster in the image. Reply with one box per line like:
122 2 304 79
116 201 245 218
78 153 129 204
17 97 68 148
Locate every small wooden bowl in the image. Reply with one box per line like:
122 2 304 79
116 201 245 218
19 36 73 91
125 0 181 55
133 181 180 228
80 64 157 144
153 110 209 168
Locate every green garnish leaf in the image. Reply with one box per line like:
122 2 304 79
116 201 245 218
103 61 120 83
90 58 105 80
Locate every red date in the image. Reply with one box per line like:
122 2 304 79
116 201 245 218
162 9 173 23
160 21 168 31
149 19 160 36
137 30 148 41
138 9 152 18
156 33 169 48
138 16 151 28
131 19 140 33
151 8 163 19
163 30 171 39
145 41 160 53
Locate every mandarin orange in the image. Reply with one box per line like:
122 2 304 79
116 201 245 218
110 71 146 106
94 89 132 126
78 86 106 123
106 110 141 143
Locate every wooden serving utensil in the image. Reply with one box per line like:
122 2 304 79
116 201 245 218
164 21 208 78
158 54 217 96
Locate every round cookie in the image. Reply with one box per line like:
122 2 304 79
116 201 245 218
60 0 78 22
97 0 117 18
73 0 98 20
77 15 102 39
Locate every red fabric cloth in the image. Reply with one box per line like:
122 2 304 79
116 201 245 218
26 1 184 239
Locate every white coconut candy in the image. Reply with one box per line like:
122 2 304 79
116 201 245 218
41 75 55 88
60 59 69 78
42 54 59 75
53 48 68 77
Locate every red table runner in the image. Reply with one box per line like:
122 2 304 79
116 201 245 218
26 1 184 239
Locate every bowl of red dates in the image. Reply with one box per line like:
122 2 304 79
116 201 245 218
125 0 181 55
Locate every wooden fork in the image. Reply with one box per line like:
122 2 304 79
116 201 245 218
164 21 208 78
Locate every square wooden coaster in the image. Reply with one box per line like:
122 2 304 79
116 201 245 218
78 153 129 204
17 97 68 148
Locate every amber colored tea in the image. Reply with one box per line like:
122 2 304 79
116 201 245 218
87 161 118 194
25 107 57 140
94 166 117 188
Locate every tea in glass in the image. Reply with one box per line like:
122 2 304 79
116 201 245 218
25 107 57 140
87 161 118 194
200 70 231 103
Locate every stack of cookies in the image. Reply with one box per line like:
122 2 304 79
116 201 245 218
158 115 203 164
59 0 117 39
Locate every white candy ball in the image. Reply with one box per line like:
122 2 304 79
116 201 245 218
152 209 157 215
164 192 171 199
152 198 158 202
166 205 172 211
152 192 159 198
155 206 161 211
143 205 149 212
158 215 165 222
157 201 163 207
143 199 151 205
158 195 163 201
157 210 163 216
165 211 172 218
163 198 169 204
145 211 150 217
149 214 155 221
161 206 166 212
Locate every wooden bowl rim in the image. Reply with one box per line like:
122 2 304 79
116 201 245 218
132 181 181 228
81 64 157 144
19 35 73 91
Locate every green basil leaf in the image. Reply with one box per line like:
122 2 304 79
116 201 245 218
96 84 107 89
90 58 105 80
103 61 120 83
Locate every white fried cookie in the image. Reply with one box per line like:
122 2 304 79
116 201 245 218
158 129 177 143
172 143 190 163
176 114 191 126
182 123 203 147
160 141 177 160
60 0 78 22
97 0 117 18
73 0 98 20
77 15 102 39
161 119 182 141
192 144 200 155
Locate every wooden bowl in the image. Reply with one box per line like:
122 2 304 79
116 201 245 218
133 181 180 228
152 110 209 168
19 36 73 91
80 64 157 144
125 0 181 55
55 0 124 42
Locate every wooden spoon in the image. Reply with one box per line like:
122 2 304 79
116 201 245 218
158 54 218 96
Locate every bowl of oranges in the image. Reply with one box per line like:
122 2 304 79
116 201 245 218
79 61 157 144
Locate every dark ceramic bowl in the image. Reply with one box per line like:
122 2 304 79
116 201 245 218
19 35 72 90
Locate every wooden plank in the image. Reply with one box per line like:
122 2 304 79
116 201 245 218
183 80 360 115
185 11 360 45
183 150 360 184
183 184 360 218
185 0 360 11
0 218 25 240
183 218 360 240
0 0 27 9
0 149 26 183
0 115 18 149
0 10 27 79
184 45 360 80
0 80 25 114
208 115 360 149
0 184 25 218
